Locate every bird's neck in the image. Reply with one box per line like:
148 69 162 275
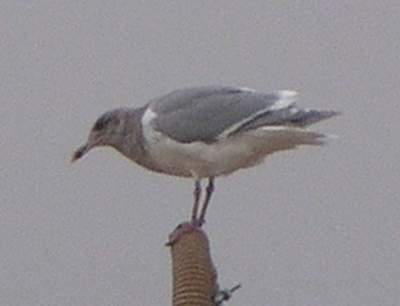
111 107 162 172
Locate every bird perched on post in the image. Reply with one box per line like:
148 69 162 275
72 86 339 226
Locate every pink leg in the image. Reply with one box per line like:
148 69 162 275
198 177 214 226
191 180 201 223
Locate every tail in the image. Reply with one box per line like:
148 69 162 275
288 109 340 127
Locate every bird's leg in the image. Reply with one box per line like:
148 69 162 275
191 180 201 224
198 177 215 226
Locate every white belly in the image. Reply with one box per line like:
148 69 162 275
145 134 259 178
142 126 322 178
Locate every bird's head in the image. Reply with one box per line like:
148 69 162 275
71 110 124 162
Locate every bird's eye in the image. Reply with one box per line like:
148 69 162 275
93 114 111 131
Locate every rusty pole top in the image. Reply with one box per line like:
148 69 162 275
167 222 218 306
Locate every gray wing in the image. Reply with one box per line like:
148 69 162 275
150 86 281 143
149 86 337 143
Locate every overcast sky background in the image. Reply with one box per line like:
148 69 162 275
1 1 399 305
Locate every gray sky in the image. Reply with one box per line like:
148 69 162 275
1 1 399 305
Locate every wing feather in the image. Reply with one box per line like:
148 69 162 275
150 86 280 143
148 86 337 143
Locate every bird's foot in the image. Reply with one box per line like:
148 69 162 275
166 221 201 246
192 218 204 227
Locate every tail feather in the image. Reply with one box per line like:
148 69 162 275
289 109 340 127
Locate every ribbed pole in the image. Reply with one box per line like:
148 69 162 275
167 222 218 306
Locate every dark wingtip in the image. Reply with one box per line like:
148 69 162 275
324 110 342 118
291 109 341 126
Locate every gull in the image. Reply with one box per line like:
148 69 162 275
72 86 339 226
